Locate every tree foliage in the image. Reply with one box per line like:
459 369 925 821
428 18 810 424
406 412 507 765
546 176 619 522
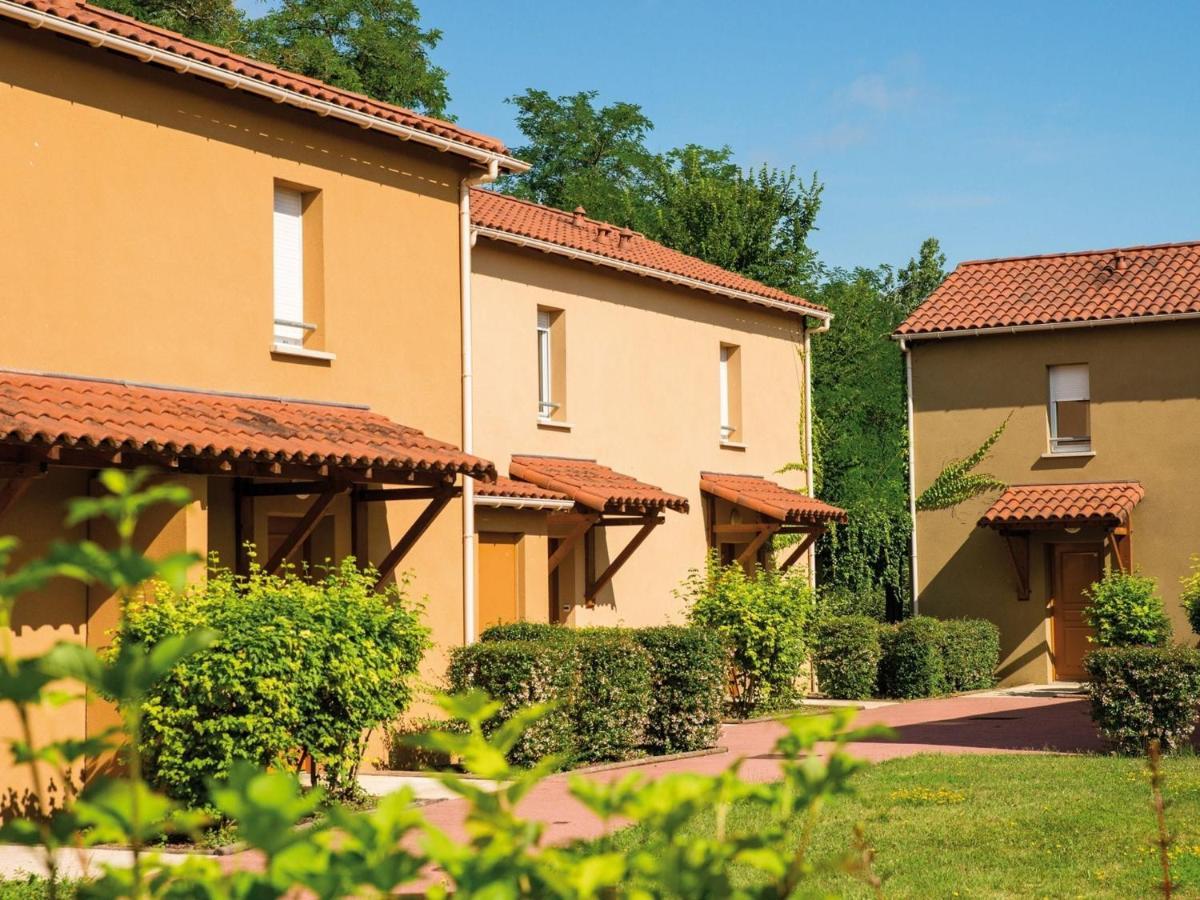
915 416 1010 512
93 0 243 45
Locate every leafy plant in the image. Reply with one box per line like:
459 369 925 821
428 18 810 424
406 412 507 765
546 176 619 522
680 555 814 716
1085 646 1200 754
816 582 887 622
1084 571 1171 648
630 626 725 754
813 616 883 700
1181 556 1200 636
916 416 1010 512
939 618 1000 692
878 617 947 699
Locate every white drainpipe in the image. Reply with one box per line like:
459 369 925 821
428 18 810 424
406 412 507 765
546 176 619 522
460 160 498 645
901 338 919 615
804 316 829 589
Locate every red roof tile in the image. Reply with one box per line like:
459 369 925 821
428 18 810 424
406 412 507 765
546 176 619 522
897 241 1200 337
0 370 494 481
700 472 847 525
471 190 827 317
508 455 688 514
2 0 518 166
474 475 571 503
978 482 1144 529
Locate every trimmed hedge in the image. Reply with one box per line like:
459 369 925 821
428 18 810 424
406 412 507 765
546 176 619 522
447 639 577 766
479 622 574 644
878 617 947 699
571 630 652 763
940 619 1001 692
632 626 725 753
813 616 883 700
1085 646 1200 754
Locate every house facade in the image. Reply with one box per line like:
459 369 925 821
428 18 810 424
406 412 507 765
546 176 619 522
467 191 845 631
898 242 1200 685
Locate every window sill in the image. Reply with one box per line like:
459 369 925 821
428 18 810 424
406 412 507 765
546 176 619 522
720 439 747 451
1041 450 1095 459
271 343 336 363
537 418 574 432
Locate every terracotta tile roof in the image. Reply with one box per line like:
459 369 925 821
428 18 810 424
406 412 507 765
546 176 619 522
471 190 828 318
474 475 571 503
508 455 689 515
700 472 847 525
897 241 1200 337
978 482 1144 529
0 370 495 481
2 0 519 167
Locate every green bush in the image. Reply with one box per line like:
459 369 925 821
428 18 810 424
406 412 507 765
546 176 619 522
878 616 946 699
447 639 577 766
817 583 887 622
681 556 814 715
1182 557 1200 636
115 559 429 806
813 616 882 699
1085 646 1200 753
571 629 653 763
631 626 725 753
479 621 574 643
940 618 1000 692
1083 570 1171 647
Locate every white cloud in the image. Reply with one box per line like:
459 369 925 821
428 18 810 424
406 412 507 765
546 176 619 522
800 122 871 152
843 73 919 112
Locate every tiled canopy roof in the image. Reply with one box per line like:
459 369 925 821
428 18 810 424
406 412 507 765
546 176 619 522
2 0 518 167
508 455 689 515
474 476 571 503
471 190 828 318
897 241 1200 337
700 472 847 525
978 482 1144 529
0 370 495 481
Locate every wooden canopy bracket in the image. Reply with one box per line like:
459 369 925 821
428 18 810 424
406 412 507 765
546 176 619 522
547 513 599 575
1002 530 1032 601
0 474 38 525
736 523 781 567
373 490 456 591
263 486 346 574
585 515 659 607
1110 521 1133 574
779 526 825 572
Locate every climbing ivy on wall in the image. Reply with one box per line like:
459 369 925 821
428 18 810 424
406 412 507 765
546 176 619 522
915 416 1010 512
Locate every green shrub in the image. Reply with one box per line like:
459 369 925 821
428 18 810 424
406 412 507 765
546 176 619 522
813 616 882 699
1182 557 1200 636
681 556 814 715
817 583 887 622
447 639 577 766
878 616 946 699
1084 570 1171 647
631 626 725 753
940 618 1000 692
479 621 574 643
115 559 429 806
570 629 652 763
1085 646 1200 754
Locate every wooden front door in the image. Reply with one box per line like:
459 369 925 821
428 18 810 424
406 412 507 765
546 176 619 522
1051 543 1104 680
478 532 521 637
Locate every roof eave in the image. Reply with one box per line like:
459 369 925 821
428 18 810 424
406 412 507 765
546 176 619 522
894 309 1200 342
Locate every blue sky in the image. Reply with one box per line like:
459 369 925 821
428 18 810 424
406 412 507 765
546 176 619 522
241 0 1199 272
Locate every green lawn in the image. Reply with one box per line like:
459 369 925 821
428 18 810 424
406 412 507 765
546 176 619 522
607 752 1200 898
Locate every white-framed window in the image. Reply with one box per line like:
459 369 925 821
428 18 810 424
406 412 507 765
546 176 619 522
719 345 733 441
537 309 555 419
1048 364 1091 453
273 186 307 346
719 343 741 442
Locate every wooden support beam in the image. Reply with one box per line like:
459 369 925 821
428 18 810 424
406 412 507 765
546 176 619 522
243 480 340 498
736 523 781 567
373 492 454 591
779 528 824 572
358 486 461 503
1111 522 1133 574
350 488 367 570
234 477 254 576
0 476 35 524
586 516 658 606
547 513 598 575
713 522 777 537
597 515 665 528
1002 531 1032 601
264 487 344 574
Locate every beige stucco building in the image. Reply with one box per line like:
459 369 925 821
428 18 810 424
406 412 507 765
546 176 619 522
899 242 1200 685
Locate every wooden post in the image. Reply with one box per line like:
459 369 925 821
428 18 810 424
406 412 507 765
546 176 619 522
263 487 343 574
0 476 34 524
547 513 597 575
780 527 824 572
234 477 254 576
736 523 781 567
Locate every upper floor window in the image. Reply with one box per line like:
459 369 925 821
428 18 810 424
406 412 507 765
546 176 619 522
1048 364 1091 453
273 183 325 354
720 343 742 444
537 308 565 422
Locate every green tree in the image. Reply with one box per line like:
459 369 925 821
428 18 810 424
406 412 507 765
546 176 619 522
245 0 451 116
92 0 243 44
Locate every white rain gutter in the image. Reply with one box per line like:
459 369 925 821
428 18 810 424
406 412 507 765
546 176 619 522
893 309 1200 342
900 338 919 615
474 227 833 323
473 495 576 512
802 316 829 588
0 0 529 175
460 160 499 645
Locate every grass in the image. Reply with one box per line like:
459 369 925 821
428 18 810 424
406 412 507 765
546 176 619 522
605 752 1200 898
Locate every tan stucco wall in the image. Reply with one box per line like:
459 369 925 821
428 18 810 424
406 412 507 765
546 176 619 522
910 319 1200 684
471 241 812 627
0 22 476 793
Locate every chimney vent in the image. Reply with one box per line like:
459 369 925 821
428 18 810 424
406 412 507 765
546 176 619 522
618 227 634 248
573 206 586 227
1115 251 1127 272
